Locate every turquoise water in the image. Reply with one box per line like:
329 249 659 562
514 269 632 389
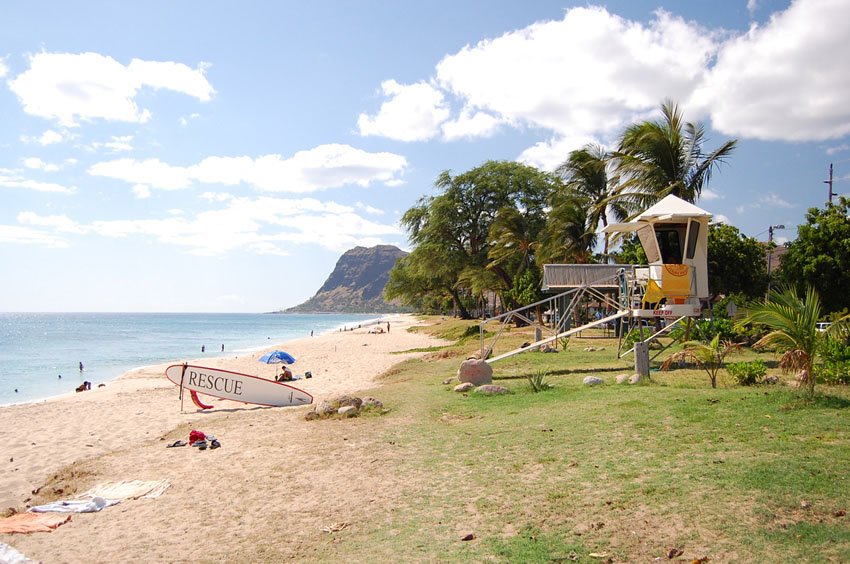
0 312 379 405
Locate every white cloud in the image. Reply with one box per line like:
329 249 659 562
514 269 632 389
356 202 384 215
0 225 69 248
179 113 201 126
8 52 214 126
826 143 850 155
759 193 794 208
20 129 67 146
436 7 717 141
11 197 403 255
441 109 502 141
747 0 759 16
699 0 850 141
88 144 407 193
518 133 599 171
358 80 450 141
699 188 722 201
17 212 85 233
22 157 59 172
0 170 75 193
132 184 151 199
91 135 134 153
713 213 731 225
87 196 403 255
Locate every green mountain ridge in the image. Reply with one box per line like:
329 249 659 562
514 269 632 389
284 245 411 313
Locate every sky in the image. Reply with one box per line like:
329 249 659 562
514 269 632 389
1 0 848 313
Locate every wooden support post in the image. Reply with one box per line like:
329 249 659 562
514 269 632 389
634 341 650 378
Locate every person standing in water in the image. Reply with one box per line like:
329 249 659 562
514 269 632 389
79 362 84 371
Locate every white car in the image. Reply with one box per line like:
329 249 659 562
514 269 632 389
816 322 832 332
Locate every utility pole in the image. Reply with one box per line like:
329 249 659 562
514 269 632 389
825 163 836 203
766 224 785 299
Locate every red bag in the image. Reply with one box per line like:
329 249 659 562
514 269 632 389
189 430 206 444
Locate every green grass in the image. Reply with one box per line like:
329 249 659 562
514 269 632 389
308 317 850 562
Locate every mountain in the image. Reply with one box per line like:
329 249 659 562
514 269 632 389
285 245 411 313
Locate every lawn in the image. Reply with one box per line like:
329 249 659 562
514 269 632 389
310 316 850 562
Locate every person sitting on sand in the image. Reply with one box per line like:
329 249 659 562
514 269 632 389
276 366 293 382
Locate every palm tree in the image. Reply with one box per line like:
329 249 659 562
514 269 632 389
615 99 737 204
555 143 631 256
536 193 597 265
738 285 823 396
662 333 741 389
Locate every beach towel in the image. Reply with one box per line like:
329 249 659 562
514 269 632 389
0 542 36 563
28 496 119 514
0 513 71 534
79 479 171 501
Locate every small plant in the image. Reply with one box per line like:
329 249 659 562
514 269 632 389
662 334 741 389
558 335 570 351
528 369 553 393
727 359 767 386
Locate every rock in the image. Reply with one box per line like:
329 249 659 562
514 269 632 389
457 359 493 386
304 410 320 421
460 532 475 541
583 376 604 386
615 373 630 384
628 373 642 385
338 405 358 417
764 375 780 384
474 384 510 395
334 395 363 409
317 400 336 416
583 346 596 352
520 342 532 348
597 347 605 351
454 382 475 393
442 378 454 385
362 397 383 409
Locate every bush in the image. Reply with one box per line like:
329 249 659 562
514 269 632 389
527 369 553 393
669 318 740 343
727 359 767 386
816 335 850 385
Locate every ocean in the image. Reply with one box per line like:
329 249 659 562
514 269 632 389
0 312 380 406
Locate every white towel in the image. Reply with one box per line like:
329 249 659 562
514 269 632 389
79 479 170 501
28 497 118 514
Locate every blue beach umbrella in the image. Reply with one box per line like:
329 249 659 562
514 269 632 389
259 350 296 364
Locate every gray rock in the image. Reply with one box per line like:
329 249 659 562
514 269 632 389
362 397 383 409
304 410 320 421
317 400 336 416
338 405 358 417
454 382 475 393
335 395 363 409
583 376 604 386
442 378 455 385
628 373 642 385
457 359 493 386
764 375 780 384
474 384 510 395
615 373 630 384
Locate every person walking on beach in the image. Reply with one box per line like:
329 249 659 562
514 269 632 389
221 344 224 352
387 322 390 333
201 345 205 353
79 362 84 371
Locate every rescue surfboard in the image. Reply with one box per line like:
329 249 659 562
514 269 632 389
165 364 313 408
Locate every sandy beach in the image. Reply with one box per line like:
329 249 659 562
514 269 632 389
1 314 446 563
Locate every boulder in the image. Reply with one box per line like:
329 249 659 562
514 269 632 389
338 405 358 417
454 382 475 393
316 400 336 416
335 395 363 409
304 410 320 421
474 384 510 395
362 397 383 409
764 375 780 384
457 359 493 386
442 378 455 385
615 373 630 384
583 376 604 386
628 373 642 385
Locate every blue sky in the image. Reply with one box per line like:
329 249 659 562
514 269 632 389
1 0 847 312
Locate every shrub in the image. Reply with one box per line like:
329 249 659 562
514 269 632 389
527 369 553 393
727 359 767 386
815 335 850 385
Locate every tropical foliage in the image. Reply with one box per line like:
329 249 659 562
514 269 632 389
706 223 769 300
778 196 850 314
662 334 741 389
386 99 738 319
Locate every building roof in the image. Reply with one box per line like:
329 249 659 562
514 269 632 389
602 195 712 233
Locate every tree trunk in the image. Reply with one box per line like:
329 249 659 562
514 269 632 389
450 288 472 319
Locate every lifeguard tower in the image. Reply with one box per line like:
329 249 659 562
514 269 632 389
479 195 711 365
